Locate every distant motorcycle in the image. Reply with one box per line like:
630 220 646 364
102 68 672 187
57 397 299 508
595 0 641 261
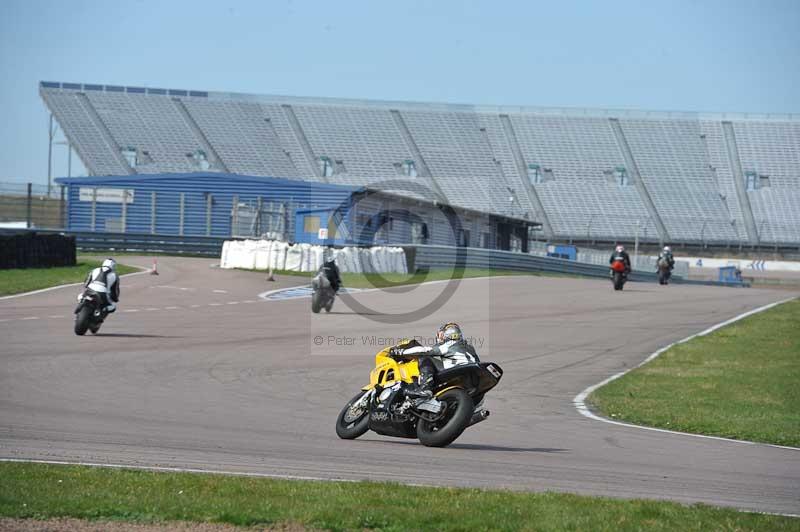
335 338 503 447
74 289 106 335
610 259 628 291
657 258 672 285
311 271 335 313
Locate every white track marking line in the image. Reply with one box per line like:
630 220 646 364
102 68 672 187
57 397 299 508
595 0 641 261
257 274 522 301
190 304 201 308
208 303 222 306
0 269 149 301
242 300 256 304
164 306 179 310
213 289 227 293
227 301 239 305
21 316 39 320
123 309 139 313
573 296 800 451
0 457 359 484
48 315 65 319
145 308 159 311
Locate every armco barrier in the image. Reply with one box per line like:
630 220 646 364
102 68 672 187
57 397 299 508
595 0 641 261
406 245 748 287
0 228 228 256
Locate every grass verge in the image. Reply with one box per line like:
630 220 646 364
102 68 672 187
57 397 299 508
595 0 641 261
243 267 567 289
0 259 140 296
589 299 800 447
1 462 796 531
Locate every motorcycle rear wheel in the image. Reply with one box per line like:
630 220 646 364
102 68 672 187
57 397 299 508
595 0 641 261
613 272 624 291
335 392 370 439
311 291 322 314
417 388 474 447
74 306 91 336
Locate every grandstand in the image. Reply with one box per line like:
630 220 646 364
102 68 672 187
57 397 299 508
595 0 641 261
39 82 800 247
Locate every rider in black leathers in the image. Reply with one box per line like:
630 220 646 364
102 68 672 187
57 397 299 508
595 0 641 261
320 258 342 292
656 246 675 271
609 245 632 274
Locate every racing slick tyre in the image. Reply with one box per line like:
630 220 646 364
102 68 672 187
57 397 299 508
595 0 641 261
335 392 370 439
311 291 322 314
417 388 474 447
613 272 624 291
74 307 91 336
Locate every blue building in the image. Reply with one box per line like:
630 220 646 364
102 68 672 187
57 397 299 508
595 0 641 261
55 173 537 250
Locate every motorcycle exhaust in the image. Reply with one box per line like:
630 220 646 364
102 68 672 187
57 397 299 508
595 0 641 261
468 409 490 427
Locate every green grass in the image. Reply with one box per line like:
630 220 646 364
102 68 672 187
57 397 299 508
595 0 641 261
589 299 800 447
0 258 140 296
1 463 797 531
246 267 568 289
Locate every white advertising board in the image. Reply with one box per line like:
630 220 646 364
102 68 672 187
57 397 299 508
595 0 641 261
79 187 134 204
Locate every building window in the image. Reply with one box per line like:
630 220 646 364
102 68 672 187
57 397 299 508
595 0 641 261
319 156 334 178
527 163 541 184
614 166 628 186
402 160 417 178
411 222 428 244
481 232 491 248
121 146 137 168
303 216 320 233
759 174 771 188
334 159 346 174
745 171 757 191
187 149 210 170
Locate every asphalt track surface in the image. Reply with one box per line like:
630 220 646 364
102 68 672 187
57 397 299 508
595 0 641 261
1 257 798 515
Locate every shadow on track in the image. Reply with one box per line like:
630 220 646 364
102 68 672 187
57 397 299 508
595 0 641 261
372 439 568 453
92 333 182 338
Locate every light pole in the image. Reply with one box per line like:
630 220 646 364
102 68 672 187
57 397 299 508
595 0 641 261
634 219 640 269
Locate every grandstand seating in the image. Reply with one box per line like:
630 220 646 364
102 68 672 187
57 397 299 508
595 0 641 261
39 82 800 246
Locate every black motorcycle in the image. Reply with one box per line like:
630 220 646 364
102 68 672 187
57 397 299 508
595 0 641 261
311 271 336 313
74 289 107 335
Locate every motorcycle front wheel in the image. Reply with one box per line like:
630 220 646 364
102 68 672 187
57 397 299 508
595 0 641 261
335 392 370 439
417 388 474 447
74 306 91 336
311 291 322 314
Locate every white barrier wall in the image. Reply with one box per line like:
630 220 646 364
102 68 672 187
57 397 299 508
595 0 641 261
680 256 800 272
220 240 408 274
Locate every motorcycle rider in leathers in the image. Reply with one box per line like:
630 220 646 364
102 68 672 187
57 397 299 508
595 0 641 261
80 257 120 314
391 322 479 399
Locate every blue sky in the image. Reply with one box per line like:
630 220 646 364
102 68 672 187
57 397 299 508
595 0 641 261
1 0 798 185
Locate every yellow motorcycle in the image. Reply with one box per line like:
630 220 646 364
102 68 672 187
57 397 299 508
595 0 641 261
335 338 503 447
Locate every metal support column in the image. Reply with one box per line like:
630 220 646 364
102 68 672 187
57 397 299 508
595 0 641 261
206 194 212 236
91 188 97 231
121 189 128 233
150 192 157 234
26 183 32 229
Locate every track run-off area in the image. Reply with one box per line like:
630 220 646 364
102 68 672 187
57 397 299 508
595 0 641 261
0 256 798 515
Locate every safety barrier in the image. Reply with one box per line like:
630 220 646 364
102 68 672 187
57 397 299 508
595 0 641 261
0 228 227 256
220 239 407 274
0 231 76 269
407 245 747 287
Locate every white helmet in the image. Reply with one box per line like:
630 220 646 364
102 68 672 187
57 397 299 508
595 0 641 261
663 246 671 253
615 245 625 253
101 258 116 271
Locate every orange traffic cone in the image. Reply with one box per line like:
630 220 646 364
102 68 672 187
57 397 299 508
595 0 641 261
150 257 159 275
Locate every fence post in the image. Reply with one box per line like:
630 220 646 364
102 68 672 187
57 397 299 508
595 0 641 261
26 183 32 229
59 185 65 229
150 191 156 234
91 187 97 231
121 189 128 233
206 193 212 236
256 196 263 236
179 192 185 236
